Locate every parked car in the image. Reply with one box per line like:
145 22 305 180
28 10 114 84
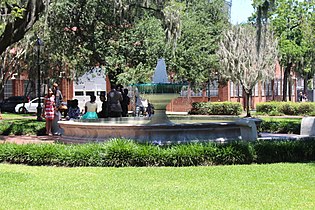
0 96 30 113
15 97 44 114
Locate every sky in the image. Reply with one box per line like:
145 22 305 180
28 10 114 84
231 0 255 24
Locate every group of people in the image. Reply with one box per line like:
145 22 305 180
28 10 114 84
43 83 142 134
299 92 308 102
97 84 130 118
43 83 63 136
69 84 130 120
135 96 154 117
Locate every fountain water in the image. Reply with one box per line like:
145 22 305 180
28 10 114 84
58 58 258 144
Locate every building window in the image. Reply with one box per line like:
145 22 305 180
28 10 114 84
208 80 218 97
276 79 281 96
4 80 12 99
230 81 242 97
180 86 203 97
263 80 272 96
86 91 95 96
75 91 84 96
24 80 36 98
253 83 259 96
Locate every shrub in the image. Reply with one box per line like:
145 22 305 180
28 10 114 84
259 119 301 134
189 102 242 115
277 102 298 115
254 140 315 163
189 102 209 115
256 101 315 116
297 102 315 115
0 119 45 136
256 101 278 113
0 139 314 167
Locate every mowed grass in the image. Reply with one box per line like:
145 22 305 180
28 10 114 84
0 163 314 209
0 113 34 120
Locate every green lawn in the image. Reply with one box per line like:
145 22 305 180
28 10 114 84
1 163 314 209
0 113 34 120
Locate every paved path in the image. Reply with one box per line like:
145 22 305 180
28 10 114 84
258 132 307 140
0 132 310 144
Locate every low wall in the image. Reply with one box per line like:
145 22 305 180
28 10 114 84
58 119 258 144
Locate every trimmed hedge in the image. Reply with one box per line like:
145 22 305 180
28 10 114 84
256 101 315 116
0 139 314 167
189 102 243 115
259 119 301 134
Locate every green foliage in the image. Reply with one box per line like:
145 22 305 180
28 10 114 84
256 101 315 116
0 139 314 167
256 101 279 113
0 119 45 135
259 118 301 134
46 0 229 86
270 0 314 73
254 140 315 163
168 0 229 85
189 102 242 115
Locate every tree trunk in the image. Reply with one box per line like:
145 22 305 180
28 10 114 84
304 77 308 94
288 75 292 101
0 0 45 54
245 90 252 117
282 62 292 101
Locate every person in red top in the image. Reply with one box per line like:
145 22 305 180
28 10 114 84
43 88 55 135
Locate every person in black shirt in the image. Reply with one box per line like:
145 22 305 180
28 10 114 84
97 93 108 118
121 88 130 117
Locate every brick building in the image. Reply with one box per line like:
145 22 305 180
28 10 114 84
4 61 299 113
167 62 299 112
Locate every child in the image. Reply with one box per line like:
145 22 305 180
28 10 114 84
67 99 81 120
43 88 55 135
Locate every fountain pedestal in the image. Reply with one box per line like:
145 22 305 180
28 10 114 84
138 92 180 125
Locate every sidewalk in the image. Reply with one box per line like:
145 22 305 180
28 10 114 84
1 133 309 144
0 135 59 144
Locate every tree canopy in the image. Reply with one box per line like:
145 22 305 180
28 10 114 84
218 25 278 117
46 0 229 86
0 0 47 55
269 0 314 100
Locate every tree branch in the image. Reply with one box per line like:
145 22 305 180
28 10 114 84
0 0 45 54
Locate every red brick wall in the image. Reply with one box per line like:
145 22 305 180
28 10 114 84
12 80 24 96
59 78 73 101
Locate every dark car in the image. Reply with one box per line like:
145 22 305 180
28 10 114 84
0 96 30 113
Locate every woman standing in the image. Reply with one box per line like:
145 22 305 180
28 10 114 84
43 88 55 135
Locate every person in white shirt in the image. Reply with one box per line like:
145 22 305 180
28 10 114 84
81 95 98 119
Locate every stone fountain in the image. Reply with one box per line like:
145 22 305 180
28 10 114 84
133 58 184 125
58 58 258 144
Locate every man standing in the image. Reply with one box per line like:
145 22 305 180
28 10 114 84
107 84 123 117
52 82 63 135
97 93 108 118
121 88 130 117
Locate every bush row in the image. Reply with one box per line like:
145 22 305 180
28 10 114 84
189 102 243 115
0 139 314 167
256 101 315 116
0 118 302 136
0 119 46 136
259 119 301 134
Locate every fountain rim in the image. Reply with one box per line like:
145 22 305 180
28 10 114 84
131 83 187 87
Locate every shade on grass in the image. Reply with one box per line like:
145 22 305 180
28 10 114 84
0 163 314 209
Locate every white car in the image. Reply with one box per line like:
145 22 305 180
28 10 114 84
15 97 45 114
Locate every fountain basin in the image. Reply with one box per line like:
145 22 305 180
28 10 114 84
58 118 258 144
134 83 185 124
